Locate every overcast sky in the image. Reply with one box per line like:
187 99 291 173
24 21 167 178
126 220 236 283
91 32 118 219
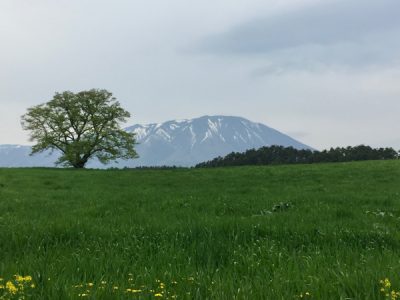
1 0 399 149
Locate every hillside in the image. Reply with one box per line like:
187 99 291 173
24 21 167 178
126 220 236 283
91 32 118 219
196 145 399 167
1 160 400 298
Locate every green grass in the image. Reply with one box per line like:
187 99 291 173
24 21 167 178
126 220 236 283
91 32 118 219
0 160 400 299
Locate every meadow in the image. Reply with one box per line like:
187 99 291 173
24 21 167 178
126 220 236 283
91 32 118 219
0 160 400 299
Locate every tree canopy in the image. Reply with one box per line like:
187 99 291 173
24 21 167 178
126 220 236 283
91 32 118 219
21 89 137 168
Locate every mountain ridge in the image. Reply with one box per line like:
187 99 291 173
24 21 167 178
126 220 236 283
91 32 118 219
0 115 312 167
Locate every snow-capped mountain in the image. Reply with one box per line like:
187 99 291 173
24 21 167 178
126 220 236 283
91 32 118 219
0 116 312 167
125 115 311 166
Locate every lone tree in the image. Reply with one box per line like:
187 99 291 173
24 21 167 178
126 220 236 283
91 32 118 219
21 89 138 168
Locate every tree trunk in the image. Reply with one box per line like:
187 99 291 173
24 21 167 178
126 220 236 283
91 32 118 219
73 160 87 168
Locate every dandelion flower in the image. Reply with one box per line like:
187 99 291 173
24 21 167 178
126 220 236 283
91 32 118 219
126 288 143 294
6 281 18 294
385 279 391 288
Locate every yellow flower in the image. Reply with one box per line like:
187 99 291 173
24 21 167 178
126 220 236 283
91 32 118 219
78 293 89 297
385 278 391 288
0 284 4 289
87 282 94 287
6 281 18 294
31 283 36 288
154 293 163 297
390 290 400 300
113 286 119 290
101 281 107 285
128 289 142 293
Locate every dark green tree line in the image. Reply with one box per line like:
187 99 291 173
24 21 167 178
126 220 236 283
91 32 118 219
196 145 399 168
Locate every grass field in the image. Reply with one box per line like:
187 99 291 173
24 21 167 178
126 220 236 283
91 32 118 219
1 160 400 299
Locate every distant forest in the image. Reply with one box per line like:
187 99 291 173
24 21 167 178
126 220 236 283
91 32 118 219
195 145 399 168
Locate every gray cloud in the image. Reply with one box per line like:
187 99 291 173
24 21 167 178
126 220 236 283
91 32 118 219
247 33 400 75
199 0 400 54
196 0 400 74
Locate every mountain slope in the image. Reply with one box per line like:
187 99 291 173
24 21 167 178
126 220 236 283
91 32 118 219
0 145 58 167
0 116 311 167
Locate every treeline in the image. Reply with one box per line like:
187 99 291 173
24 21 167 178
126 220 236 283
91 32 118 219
195 145 399 168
